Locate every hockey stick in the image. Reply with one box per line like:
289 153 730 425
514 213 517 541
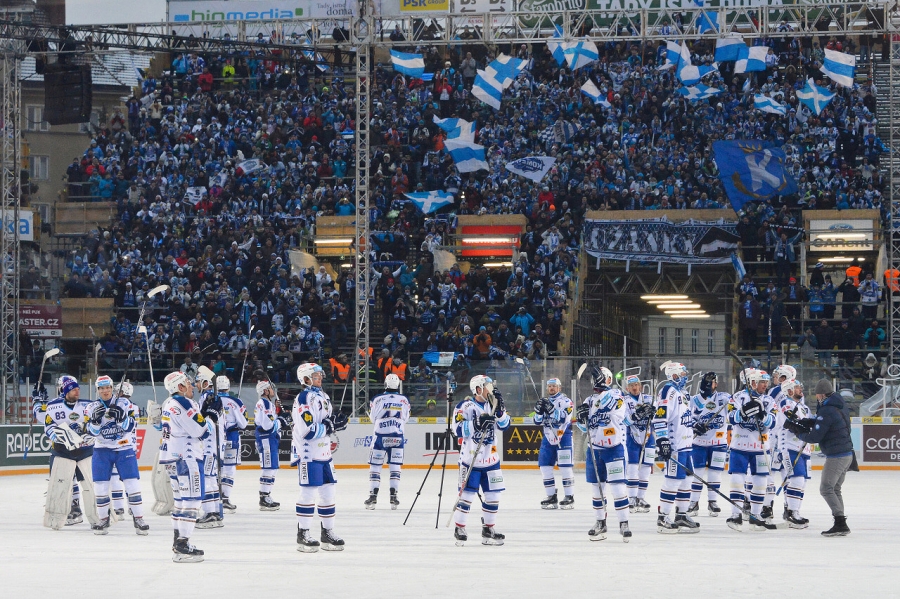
445 393 497 528
775 444 808 496
515 357 540 402
238 324 255 397
89 326 100 403
114 285 169 403
137 326 158 407
24 347 61 459
669 455 751 518
576 365 607 508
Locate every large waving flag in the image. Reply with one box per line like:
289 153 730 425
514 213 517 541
715 35 745 62
676 84 722 101
796 78 835 115
697 11 720 33
713 140 797 212
821 49 856 87
562 39 599 70
444 138 488 172
546 25 566 66
471 54 527 110
676 46 718 87
660 40 683 70
236 158 265 176
580 79 611 108
433 115 476 141
490 54 528 83
390 50 425 78
734 45 767 74
404 190 454 214
754 94 786 115
505 156 556 183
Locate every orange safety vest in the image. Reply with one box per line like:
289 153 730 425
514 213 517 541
329 358 350 383
387 362 409 381
846 265 861 287
885 269 900 293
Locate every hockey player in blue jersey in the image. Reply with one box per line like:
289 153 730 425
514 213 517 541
774 379 812 529
652 362 700 534
217 376 249 513
576 367 632 542
727 368 778 531
364 374 411 510
687 372 730 518
451 375 510 546
621 374 655 513
86 375 148 535
533 377 575 509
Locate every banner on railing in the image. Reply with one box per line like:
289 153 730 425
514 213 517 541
583 217 739 265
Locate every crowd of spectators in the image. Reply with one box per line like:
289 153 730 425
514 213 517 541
57 26 888 400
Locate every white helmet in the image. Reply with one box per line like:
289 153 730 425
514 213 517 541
256 380 272 396
296 363 324 386
592 367 613 390
115 381 134 398
746 369 768 387
661 361 688 390
196 365 215 388
773 364 797 384
385 373 401 390
546 377 562 388
164 371 190 395
216 376 230 392
95 375 114 390
469 374 494 396
781 379 803 394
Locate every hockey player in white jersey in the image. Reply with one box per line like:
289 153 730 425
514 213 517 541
622 374 655 513
687 372 730 518
292 363 348 552
255 378 284 511
217 376 248 513
533 377 575 509
107 381 136 520
160 371 212 562
774 379 811 529
42 376 100 530
652 362 700 534
726 368 778 531
576 367 632 542
761 364 796 520
451 375 510 546
33 378 82 526
364 374 411 510
86 375 149 535
195 367 224 528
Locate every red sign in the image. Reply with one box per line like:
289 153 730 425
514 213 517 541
19 304 62 338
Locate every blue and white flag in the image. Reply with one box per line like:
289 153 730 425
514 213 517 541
580 79 611 108
697 11 719 33
433 115 476 141
715 35 745 62
546 25 567 66
660 40 683 70
562 39 599 70
796 78 835 115
676 84 722 101
677 60 718 87
505 156 556 183
490 54 528 83
236 158 264 177
210 171 228 188
444 138 488 173
754 94 786 115
734 45 767 73
821 48 856 87
471 69 505 110
404 190 455 214
183 186 207 206
712 140 798 212
390 49 425 78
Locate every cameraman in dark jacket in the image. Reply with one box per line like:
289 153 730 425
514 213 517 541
785 379 853 537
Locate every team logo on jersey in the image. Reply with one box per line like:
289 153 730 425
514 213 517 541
170 406 181 415
706 402 715 410
655 407 666 418
455 412 464 422
302 412 313 424
68 412 80 421
715 431 724 439
603 427 616 436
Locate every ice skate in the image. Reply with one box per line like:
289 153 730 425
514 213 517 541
541 493 558 510
708 501 721 517
481 525 505 546
589 519 607 541
321 524 345 551
674 513 700 533
172 538 204 563
686 501 699 517
259 493 280 511
133 516 149 536
657 515 678 534
222 498 237 513
364 489 378 510
454 525 467 546
559 495 574 510
389 489 399 510
619 521 632 543
91 517 110 535
297 528 320 553
633 498 652 513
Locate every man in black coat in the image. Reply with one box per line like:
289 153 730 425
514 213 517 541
784 379 854 537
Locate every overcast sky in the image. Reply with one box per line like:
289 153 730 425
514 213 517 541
67 0 168 24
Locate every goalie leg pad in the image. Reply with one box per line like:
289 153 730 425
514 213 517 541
152 451 175 516
44 456 77 530
76 457 100 526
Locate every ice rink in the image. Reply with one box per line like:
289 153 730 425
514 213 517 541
1 467 897 598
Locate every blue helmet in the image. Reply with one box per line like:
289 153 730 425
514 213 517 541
59 375 79 398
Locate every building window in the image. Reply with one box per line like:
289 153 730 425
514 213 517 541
708 330 715 354
658 328 666 354
26 105 49 132
675 328 683 354
28 155 49 180
691 329 698 354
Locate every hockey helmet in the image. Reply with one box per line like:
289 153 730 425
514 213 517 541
256 380 272 396
782 379 804 396
469 374 494 397
699 372 717 398
196 365 215 389
661 361 689 390
95 375 114 389
385 374 401 390
164 371 190 395
216 375 231 392
592 366 613 390
115 381 134 398
546 377 562 391
773 364 797 384
296 363 324 386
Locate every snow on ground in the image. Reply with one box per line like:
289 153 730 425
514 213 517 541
0 468 896 598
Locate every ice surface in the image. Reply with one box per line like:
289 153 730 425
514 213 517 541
1 467 897 598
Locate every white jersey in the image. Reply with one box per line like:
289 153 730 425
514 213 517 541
728 390 776 453
622 391 654 445
159 393 211 463
651 382 693 451
453 397 510 469
291 386 333 463
369 391 411 436
775 395 812 456
200 389 225 457
86 396 138 451
689 391 731 447
582 388 626 449
221 393 249 433
43 396 94 453
533 391 573 446
255 396 279 437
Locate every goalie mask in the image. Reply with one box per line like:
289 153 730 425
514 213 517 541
196 365 215 390
592 366 613 391
661 361 689 391
469 374 494 398
773 364 797 384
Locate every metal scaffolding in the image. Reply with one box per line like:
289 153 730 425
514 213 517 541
354 12 372 410
890 33 900 364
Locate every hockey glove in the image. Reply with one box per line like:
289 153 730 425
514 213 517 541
476 413 496 432
322 418 335 436
31 382 48 404
740 398 762 420
576 403 590 425
633 402 654 421
656 437 673 462
106 404 127 423
533 398 547 415
203 395 223 415
492 390 505 417
784 419 811 437
692 421 709 437
332 412 349 432
276 415 290 431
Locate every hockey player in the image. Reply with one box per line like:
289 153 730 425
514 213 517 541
577 367 632 542
652 362 700 534
33 378 81 525
451 375 510 546
533 377 575 510
217 376 248 513
86 375 149 535
364 373 411 510
687 372 730 518
255 377 284 511
110 382 137 519
292 363 349 552
622 374 655 513
160 370 212 563
196 367 224 528
774 379 811 529
762 365 796 520
42 376 100 530
727 368 778 531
